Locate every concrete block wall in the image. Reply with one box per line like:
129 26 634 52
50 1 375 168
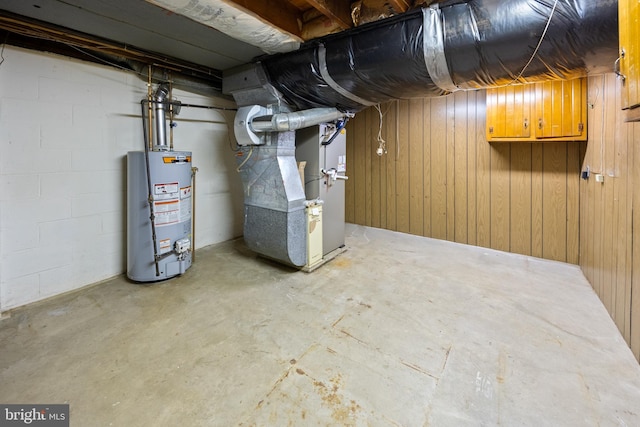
0 46 243 311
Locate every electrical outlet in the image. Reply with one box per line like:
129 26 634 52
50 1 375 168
595 174 604 183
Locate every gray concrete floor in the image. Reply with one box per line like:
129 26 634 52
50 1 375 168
1 224 640 426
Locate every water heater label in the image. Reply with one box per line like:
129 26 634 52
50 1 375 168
154 200 180 226
159 238 171 254
154 182 179 198
180 186 192 222
180 186 192 199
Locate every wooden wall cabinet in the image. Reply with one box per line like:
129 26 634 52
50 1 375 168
619 0 640 120
486 78 587 142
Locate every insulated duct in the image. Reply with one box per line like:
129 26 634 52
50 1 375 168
221 0 618 269
237 0 618 112
145 0 301 54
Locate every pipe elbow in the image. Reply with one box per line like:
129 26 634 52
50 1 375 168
154 83 170 102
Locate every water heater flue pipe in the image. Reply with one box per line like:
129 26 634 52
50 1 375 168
154 83 170 150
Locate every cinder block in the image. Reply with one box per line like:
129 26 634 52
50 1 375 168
71 244 110 284
71 146 111 172
34 149 73 173
0 71 39 100
0 224 38 252
70 61 128 86
71 171 106 195
111 116 144 152
2 243 73 281
71 193 104 218
38 216 101 246
37 101 73 128
39 265 74 298
99 231 126 256
101 211 126 234
0 174 39 201
38 77 100 106
0 46 46 77
98 170 125 193
72 104 107 126
39 172 75 198
2 197 72 227
71 192 123 217
101 87 141 112
1 98 70 130
0 273 40 311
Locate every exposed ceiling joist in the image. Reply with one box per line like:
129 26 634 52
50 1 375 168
304 0 353 29
223 0 304 39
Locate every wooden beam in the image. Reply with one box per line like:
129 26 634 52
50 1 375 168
224 0 303 38
304 0 353 29
301 14 343 39
386 0 411 11
355 0 409 25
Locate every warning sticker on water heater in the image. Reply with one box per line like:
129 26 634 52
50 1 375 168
180 186 192 222
159 238 171 254
154 182 179 201
180 186 192 199
154 200 180 226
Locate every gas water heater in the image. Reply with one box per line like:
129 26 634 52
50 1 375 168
127 83 193 282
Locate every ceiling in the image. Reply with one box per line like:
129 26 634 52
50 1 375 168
221 0 417 40
0 0 431 91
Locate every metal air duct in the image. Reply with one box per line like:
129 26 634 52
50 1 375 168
235 131 307 267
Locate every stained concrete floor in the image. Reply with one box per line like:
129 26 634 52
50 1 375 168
1 224 640 426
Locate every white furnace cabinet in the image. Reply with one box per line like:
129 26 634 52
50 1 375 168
296 124 347 256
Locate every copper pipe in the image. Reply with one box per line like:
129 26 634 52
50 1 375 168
147 66 153 151
191 167 198 262
169 75 174 151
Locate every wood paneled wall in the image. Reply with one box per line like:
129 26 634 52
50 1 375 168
580 74 640 361
344 75 640 362
345 91 581 264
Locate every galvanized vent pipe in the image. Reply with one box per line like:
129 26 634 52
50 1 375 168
153 83 170 150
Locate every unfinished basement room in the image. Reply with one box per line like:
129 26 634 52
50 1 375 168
1 0 640 425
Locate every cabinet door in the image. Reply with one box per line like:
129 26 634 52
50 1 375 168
535 78 586 140
486 85 531 140
619 0 640 110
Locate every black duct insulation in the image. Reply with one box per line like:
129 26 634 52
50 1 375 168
259 0 618 112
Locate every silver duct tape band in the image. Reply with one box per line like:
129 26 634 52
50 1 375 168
318 44 376 107
424 7 458 93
